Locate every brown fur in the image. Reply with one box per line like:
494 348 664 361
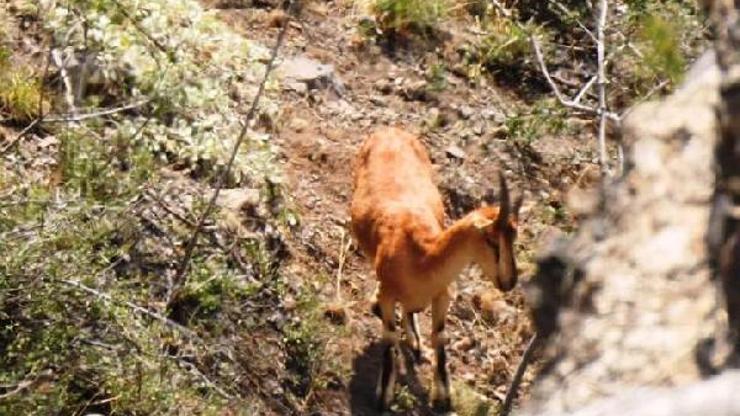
351 127 518 311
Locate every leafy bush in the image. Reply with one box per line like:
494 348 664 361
371 0 449 38
41 0 281 185
0 48 48 122
504 98 571 144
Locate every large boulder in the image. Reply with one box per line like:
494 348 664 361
521 49 734 414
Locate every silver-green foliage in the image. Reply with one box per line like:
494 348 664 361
41 0 281 184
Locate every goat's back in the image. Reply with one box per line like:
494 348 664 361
350 127 445 259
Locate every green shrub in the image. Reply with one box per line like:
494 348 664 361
0 53 47 123
371 0 449 37
637 15 687 84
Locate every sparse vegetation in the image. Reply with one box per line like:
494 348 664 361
371 0 449 36
451 381 497 416
504 98 571 144
0 47 47 123
0 0 715 413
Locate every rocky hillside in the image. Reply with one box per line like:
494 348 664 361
0 0 713 415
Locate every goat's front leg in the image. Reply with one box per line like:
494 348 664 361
376 298 399 411
401 309 422 361
431 293 452 411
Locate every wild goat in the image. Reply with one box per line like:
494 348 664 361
350 127 522 411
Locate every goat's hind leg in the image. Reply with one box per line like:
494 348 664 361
376 298 399 411
431 293 452 411
401 309 422 362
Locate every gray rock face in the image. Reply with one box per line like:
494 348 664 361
521 52 728 415
278 56 345 95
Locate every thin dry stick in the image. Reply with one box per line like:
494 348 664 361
574 75 597 104
335 229 352 302
42 99 151 123
59 278 198 339
0 119 41 155
52 48 78 117
547 0 596 42
501 332 541 416
596 0 610 175
0 378 36 400
530 36 619 122
170 0 295 306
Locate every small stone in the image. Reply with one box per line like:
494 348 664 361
445 145 466 160
458 105 474 120
284 81 308 95
216 188 260 211
279 56 345 95
289 117 309 132
473 123 485 136
370 95 386 106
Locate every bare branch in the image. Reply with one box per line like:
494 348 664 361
596 0 610 174
0 119 41 155
59 278 198 339
530 36 620 122
619 79 670 118
573 75 597 104
546 0 597 42
501 333 541 416
170 0 296 307
52 48 78 116
42 99 151 123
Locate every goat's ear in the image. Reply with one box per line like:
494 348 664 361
472 216 494 230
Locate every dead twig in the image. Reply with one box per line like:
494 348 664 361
52 47 78 117
573 75 597 104
59 278 198 339
501 332 541 416
0 378 37 400
334 228 352 302
143 189 258 283
0 119 41 155
42 99 151 123
530 36 620 122
595 0 610 175
546 0 597 42
170 0 296 308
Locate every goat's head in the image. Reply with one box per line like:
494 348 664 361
472 173 523 292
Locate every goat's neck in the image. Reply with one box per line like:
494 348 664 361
422 216 478 287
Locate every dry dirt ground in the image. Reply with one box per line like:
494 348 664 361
206 1 601 414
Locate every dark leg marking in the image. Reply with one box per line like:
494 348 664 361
378 343 395 410
371 302 381 318
436 345 449 389
435 320 445 335
433 345 452 411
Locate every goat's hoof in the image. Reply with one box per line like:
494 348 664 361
432 397 452 413
371 302 381 318
412 347 422 362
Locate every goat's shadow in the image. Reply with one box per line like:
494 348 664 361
349 341 436 416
